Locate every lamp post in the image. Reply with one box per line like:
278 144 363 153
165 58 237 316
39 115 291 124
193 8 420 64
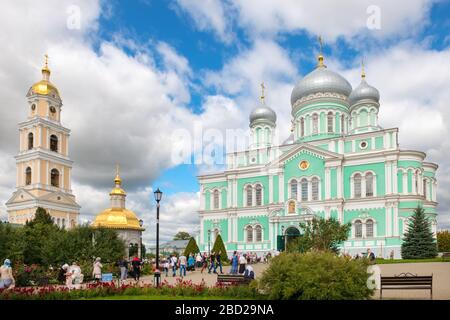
139 219 144 260
208 229 211 255
153 188 163 287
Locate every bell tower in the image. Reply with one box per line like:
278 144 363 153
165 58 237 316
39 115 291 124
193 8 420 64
5 55 80 228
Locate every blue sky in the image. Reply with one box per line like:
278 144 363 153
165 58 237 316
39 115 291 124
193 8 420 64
0 0 449 244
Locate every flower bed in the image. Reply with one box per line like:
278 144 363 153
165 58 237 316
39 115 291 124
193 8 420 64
0 278 261 300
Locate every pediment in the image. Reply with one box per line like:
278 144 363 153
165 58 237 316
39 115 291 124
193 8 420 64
5 189 37 205
38 190 79 207
268 143 342 168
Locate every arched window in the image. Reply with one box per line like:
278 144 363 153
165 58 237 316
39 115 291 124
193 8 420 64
62 218 66 228
51 168 59 187
70 219 75 228
213 190 219 209
290 179 298 199
28 133 34 150
255 184 262 206
341 114 345 133
301 178 308 201
255 225 262 242
300 118 305 137
312 114 318 134
57 218 60 226
354 173 362 198
50 135 58 152
423 179 427 199
366 219 374 238
246 185 253 206
355 220 362 238
327 112 333 133
415 170 420 193
312 177 319 200
25 167 32 185
365 172 374 197
246 226 253 242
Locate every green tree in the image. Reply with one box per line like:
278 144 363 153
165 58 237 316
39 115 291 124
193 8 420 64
173 231 191 240
401 206 438 259
26 207 53 227
184 237 200 257
437 230 450 252
297 217 350 253
211 234 228 262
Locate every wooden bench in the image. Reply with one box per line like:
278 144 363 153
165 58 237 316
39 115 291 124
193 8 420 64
217 274 251 285
380 273 433 299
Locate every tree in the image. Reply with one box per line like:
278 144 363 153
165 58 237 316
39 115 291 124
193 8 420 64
297 217 350 254
173 231 191 240
437 230 450 252
211 234 228 262
401 206 437 259
26 207 53 227
184 237 200 257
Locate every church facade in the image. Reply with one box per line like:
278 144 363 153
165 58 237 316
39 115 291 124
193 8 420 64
197 52 438 259
6 56 80 228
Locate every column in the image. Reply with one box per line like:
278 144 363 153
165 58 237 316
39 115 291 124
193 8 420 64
386 204 392 237
337 165 343 198
233 179 237 207
325 168 330 199
39 126 43 148
411 172 417 194
233 216 238 242
392 162 398 194
361 176 367 198
393 205 399 236
61 166 65 190
228 217 231 242
337 205 343 224
402 172 408 195
269 175 273 204
279 172 284 203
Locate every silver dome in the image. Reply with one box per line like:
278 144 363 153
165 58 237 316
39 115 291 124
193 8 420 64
291 66 352 106
349 79 380 105
249 104 277 125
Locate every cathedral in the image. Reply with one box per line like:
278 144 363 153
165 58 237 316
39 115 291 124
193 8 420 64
6 56 80 228
197 51 438 258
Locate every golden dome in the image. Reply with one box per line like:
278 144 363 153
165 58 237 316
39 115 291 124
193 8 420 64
91 208 144 231
30 54 60 97
110 187 126 196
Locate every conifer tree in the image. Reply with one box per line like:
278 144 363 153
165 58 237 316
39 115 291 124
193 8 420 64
183 237 200 257
401 206 437 259
211 234 228 262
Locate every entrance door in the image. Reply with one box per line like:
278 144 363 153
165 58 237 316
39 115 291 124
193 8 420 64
285 226 300 250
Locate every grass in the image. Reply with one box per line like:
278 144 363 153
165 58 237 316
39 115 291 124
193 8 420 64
375 257 450 264
88 295 248 300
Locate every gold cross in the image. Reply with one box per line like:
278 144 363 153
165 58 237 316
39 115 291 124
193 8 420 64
361 57 366 79
318 36 323 56
260 82 265 103
116 163 120 176
44 54 49 68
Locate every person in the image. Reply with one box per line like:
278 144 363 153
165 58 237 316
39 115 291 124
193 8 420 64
118 257 128 282
390 250 395 260
230 251 239 274
196 253 202 268
179 253 187 277
208 251 216 274
243 265 255 280
187 253 195 271
238 253 246 274
0 259 15 290
170 254 178 277
367 248 375 262
163 258 170 277
200 253 207 273
216 251 223 274
68 262 83 289
92 257 102 282
57 264 67 284
131 256 142 281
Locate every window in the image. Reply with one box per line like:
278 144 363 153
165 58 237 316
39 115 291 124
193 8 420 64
312 177 319 200
365 172 374 197
50 135 58 152
290 179 298 199
246 185 253 206
355 220 362 238
255 225 262 242
300 118 305 137
213 190 219 209
423 179 427 199
246 226 253 242
62 218 65 228
255 184 262 206
312 114 318 134
341 114 345 133
51 169 59 187
57 218 60 226
327 112 333 133
366 219 374 238
301 178 308 201
415 170 420 193
25 167 32 185
354 173 362 198
288 200 296 214
28 133 34 150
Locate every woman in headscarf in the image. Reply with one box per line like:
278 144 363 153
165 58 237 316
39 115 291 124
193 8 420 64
92 257 103 282
0 259 15 289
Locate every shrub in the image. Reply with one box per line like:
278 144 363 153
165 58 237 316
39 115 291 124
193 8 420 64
211 234 228 263
258 251 374 300
184 237 200 257
437 230 450 252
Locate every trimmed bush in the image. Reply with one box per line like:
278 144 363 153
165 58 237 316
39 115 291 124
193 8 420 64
183 237 200 257
258 251 374 300
211 234 228 263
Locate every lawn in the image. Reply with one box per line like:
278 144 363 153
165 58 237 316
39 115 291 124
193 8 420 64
375 257 450 264
89 295 248 300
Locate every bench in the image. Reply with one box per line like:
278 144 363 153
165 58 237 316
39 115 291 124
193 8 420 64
217 274 251 285
380 273 433 299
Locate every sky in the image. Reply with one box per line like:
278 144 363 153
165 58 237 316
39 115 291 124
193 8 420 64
0 0 449 246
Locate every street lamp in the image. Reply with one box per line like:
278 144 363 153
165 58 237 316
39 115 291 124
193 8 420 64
153 188 163 287
139 219 144 260
207 229 211 255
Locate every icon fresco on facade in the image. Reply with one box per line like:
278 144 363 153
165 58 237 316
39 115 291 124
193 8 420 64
299 160 310 170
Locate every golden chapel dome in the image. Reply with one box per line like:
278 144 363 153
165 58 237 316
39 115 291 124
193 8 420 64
29 54 60 97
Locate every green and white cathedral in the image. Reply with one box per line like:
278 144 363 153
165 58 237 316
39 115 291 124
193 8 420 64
197 52 438 259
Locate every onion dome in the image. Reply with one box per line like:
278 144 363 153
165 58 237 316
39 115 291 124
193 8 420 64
348 68 380 105
249 83 277 126
29 54 60 97
291 54 352 106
